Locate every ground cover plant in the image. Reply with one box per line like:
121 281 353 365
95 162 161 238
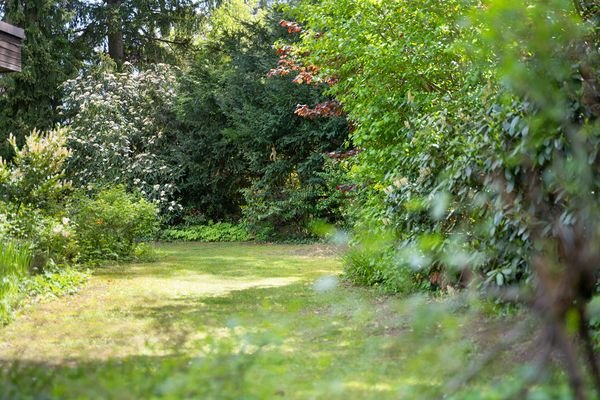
161 222 251 242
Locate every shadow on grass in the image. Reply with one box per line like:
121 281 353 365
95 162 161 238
0 344 441 400
0 243 541 399
0 280 448 400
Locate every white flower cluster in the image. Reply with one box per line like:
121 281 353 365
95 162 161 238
51 217 72 238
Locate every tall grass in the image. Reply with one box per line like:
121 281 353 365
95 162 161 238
0 240 31 323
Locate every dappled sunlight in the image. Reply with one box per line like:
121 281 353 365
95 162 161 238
0 243 565 398
0 244 315 363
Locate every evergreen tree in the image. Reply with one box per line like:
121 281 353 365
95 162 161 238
0 0 87 159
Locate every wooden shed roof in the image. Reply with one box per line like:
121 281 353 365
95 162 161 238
0 21 25 73
0 21 25 39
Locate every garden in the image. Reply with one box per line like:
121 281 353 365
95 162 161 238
0 0 599 399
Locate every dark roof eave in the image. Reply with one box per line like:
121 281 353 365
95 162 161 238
0 21 25 39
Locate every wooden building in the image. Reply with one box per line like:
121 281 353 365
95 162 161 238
0 21 25 73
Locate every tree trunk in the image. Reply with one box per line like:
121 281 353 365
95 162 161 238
106 0 124 67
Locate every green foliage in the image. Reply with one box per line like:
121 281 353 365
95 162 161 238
0 128 78 268
287 0 599 292
0 128 72 212
173 3 347 224
589 295 600 349
0 240 31 323
0 0 206 160
0 128 160 268
76 0 203 67
74 186 159 263
240 156 351 240
287 0 489 289
19 266 89 300
287 0 600 395
0 0 87 160
162 222 251 242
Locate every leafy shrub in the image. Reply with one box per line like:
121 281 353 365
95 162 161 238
343 244 419 294
74 186 159 263
241 161 347 240
0 128 78 270
0 128 71 213
0 240 31 323
241 178 317 240
19 266 89 300
162 223 251 242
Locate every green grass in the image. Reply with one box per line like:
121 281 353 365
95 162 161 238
0 240 31 323
0 243 573 399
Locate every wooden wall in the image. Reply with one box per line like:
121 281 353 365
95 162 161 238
0 21 24 73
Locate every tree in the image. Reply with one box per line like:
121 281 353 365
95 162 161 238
0 0 88 159
62 61 181 214
76 0 207 67
173 1 347 229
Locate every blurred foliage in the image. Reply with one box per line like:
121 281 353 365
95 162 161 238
0 242 583 399
286 0 600 294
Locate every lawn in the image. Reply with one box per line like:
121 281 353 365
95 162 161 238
0 243 569 399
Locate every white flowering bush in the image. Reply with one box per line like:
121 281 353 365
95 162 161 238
62 62 181 214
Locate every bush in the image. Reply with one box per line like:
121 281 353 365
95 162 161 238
74 187 159 263
19 266 89 300
0 128 78 270
0 128 71 212
63 61 181 215
161 223 251 242
343 245 418 294
241 161 347 240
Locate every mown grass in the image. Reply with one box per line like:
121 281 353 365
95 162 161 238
0 243 573 399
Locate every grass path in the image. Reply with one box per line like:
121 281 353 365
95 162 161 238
0 243 558 399
0 243 340 363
